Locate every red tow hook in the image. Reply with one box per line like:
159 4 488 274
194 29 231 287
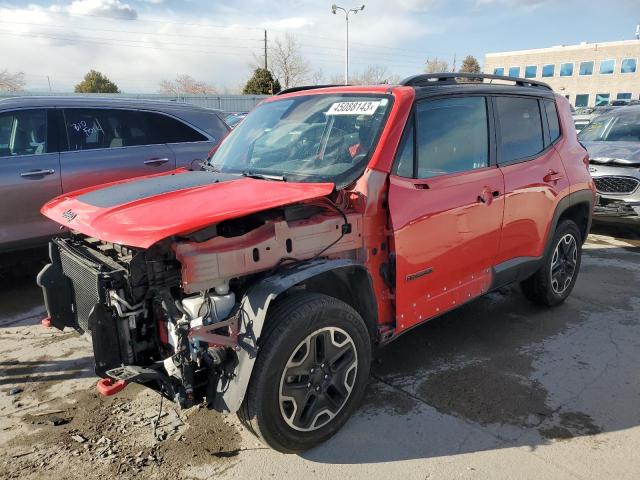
96 378 127 396
41 316 52 328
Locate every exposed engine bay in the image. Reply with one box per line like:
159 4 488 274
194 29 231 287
38 200 363 410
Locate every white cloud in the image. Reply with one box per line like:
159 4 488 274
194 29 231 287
264 17 315 30
59 0 138 20
394 0 440 12
0 0 446 93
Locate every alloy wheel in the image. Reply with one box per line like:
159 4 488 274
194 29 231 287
550 233 578 295
278 327 358 432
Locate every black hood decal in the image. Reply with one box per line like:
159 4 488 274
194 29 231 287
77 171 240 208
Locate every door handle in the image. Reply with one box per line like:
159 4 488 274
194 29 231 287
543 170 563 182
20 169 55 178
144 157 170 166
478 187 499 205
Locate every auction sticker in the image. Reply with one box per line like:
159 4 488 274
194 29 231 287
327 101 381 116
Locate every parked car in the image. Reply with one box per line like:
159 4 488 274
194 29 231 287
573 105 617 132
609 99 630 107
38 74 594 453
223 111 248 128
579 106 640 224
0 97 229 252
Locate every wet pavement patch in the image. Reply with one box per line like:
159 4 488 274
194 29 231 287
539 412 602 440
416 362 553 427
360 381 419 417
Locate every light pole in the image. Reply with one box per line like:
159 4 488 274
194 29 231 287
331 4 365 85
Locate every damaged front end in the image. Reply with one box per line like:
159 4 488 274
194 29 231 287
38 202 363 411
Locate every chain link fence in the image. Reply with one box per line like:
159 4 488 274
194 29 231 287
0 92 268 112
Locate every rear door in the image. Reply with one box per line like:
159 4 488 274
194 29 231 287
388 96 505 332
493 96 570 266
0 108 62 249
59 108 176 193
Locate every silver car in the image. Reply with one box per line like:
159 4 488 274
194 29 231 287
579 106 640 224
0 97 229 252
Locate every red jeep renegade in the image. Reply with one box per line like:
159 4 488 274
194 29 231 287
38 74 595 452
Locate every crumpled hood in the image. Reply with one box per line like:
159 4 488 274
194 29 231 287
42 170 334 248
583 141 640 166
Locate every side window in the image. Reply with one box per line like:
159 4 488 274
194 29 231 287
179 111 228 144
64 109 158 151
64 109 110 151
415 97 489 179
544 100 561 143
145 112 208 144
496 97 544 163
394 121 414 177
0 109 47 157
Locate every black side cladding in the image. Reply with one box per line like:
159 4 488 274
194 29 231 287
76 171 239 208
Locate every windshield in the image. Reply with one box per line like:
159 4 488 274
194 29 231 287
209 94 392 186
579 110 640 142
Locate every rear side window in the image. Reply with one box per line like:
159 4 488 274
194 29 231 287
544 100 561 143
144 112 208 143
0 109 47 157
415 97 489 179
496 97 544 163
177 110 228 144
64 109 156 151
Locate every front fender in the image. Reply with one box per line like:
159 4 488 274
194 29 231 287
212 258 362 413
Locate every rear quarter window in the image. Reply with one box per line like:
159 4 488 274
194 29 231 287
145 112 208 144
544 100 561 143
496 97 544 163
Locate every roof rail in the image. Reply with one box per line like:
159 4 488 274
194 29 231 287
276 84 346 95
399 73 552 90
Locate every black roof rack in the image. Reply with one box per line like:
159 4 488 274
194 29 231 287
399 73 552 90
276 84 345 95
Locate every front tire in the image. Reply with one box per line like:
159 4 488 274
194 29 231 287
521 219 583 306
238 293 371 453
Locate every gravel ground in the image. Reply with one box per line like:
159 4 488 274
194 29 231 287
1 224 639 479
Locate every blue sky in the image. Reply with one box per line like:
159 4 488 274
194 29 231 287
1 0 639 92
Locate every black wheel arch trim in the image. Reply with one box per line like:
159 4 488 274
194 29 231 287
490 189 594 291
545 189 594 255
212 258 375 414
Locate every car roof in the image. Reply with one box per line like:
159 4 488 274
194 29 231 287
597 104 640 117
275 74 556 101
0 95 223 114
411 83 555 100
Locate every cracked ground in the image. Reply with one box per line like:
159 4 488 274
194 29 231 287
1 224 639 479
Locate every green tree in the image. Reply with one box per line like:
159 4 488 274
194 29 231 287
459 55 481 74
243 68 281 95
74 70 120 93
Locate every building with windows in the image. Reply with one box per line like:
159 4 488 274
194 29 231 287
484 40 640 107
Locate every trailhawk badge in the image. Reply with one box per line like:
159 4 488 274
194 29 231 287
62 209 77 222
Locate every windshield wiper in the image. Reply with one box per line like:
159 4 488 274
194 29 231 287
241 170 286 182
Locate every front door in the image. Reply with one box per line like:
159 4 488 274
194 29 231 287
389 96 505 332
59 108 176 193
0 108 62 249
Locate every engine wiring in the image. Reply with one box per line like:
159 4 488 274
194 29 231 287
271 196 351 270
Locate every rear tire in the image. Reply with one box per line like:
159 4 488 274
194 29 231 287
238 293 371 453
521 219 583 306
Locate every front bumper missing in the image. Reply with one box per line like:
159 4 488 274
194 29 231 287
594 196 640 220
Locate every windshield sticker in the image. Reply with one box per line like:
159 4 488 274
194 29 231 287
327 101 381 116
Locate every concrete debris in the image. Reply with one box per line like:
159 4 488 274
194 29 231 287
71 434 87 444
